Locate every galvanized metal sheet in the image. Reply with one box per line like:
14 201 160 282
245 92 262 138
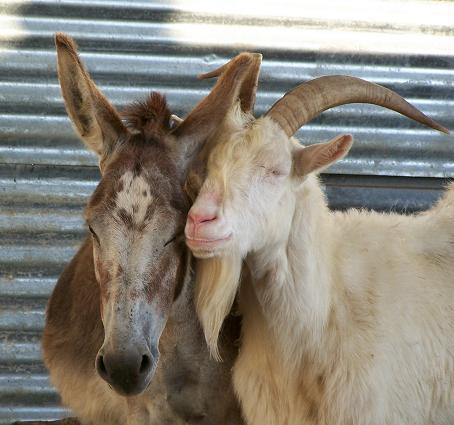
0 0 453 423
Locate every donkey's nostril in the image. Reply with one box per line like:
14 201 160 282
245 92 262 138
96 348 156 396
140 353 151 374
96 355 107 377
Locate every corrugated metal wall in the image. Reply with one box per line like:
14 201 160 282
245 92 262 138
0 1 453 423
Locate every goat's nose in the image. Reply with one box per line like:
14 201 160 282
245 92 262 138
96 348 155 396
187 211 218 226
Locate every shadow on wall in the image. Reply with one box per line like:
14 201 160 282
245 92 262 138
0 0 454 423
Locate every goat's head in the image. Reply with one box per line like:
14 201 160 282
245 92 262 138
55 33 262 395
185 74 449 357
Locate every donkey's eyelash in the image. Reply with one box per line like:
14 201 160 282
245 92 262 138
165 230 185 247
164 231 184 248
164 236 177 247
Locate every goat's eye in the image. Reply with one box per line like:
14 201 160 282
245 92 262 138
259 165 284 178
270 168 283 176
88 225 100 245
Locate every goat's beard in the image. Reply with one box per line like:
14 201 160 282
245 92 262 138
195 254 242 361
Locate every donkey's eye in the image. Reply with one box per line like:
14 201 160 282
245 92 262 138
164 231 184 248
164 235 178 247
88 225 100 244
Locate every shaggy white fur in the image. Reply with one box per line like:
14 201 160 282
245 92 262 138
190 115 454 425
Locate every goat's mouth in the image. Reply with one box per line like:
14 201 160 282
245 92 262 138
185 233 232 257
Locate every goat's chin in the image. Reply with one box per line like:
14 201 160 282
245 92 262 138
195 254 242 361
191 246 227 259
188 238 233 259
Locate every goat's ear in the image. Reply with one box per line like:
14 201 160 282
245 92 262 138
55 33 128 159
293 134 353 176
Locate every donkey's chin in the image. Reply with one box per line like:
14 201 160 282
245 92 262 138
186 234 232 259
110 370 154 397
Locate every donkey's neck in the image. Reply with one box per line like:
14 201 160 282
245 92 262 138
246 175 334 359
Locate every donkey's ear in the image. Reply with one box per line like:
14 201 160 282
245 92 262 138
293 134 353 176
197 52 262 115
172 53 260 164
55 33 128 159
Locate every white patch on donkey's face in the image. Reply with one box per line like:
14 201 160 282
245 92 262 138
92 170 157 311
115 171 154 225
96 169 171 359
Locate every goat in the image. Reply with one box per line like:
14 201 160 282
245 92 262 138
13 35 262 425
185 74 454 424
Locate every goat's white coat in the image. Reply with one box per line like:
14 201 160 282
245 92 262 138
192 115 454 425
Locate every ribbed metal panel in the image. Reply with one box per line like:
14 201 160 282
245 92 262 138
0 1 453 423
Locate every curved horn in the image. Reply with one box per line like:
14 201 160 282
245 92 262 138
265 75 449 137
198 52 262 114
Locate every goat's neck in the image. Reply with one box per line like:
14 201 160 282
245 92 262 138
245 175 334 358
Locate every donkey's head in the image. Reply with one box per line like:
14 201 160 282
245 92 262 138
185 74 448 356
56 33 261 396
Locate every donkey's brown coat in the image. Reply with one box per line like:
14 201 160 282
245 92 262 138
11 33 268 424
13 34 263 425
35 94 243 425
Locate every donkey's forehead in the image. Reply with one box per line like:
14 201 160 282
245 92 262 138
115 171 155 221
114 167 185 222
88 167 166 217
87 139 189 221
117 170 151 196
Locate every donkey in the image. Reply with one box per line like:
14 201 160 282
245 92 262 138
13 34 262 425
185 75 453 425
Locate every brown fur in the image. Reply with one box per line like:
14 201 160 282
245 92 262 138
55 33 127 158
122 93 172 140
38 102 244 424
172 52 257 150
14 38 265 425
23 34 261 425
44 237 104 375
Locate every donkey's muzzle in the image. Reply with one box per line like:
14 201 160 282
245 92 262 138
96 347 157 396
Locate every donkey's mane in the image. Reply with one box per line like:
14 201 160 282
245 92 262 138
121 92 171 142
